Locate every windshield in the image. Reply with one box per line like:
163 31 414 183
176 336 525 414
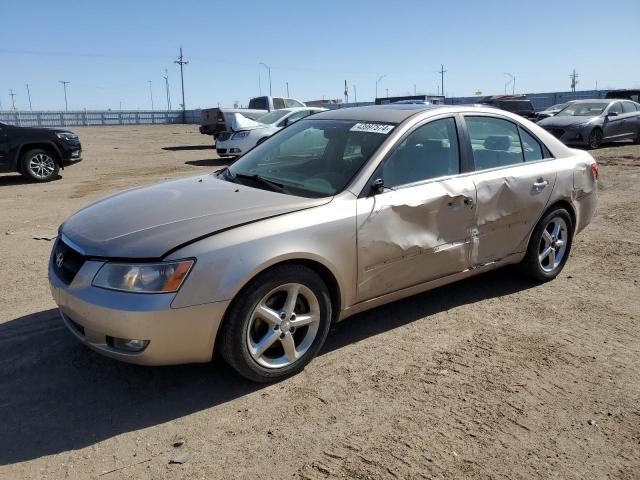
257 110 289 125
556 102 608 117
222 119 395 197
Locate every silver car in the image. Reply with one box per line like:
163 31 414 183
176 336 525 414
49 105 598 382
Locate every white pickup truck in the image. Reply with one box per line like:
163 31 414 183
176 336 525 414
199 96 306 138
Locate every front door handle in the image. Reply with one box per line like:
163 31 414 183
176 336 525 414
533 179 548 191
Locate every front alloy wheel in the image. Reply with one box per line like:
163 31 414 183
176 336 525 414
588 129 603 149
219 264 332 382
21 149 60 182
538 217 568 273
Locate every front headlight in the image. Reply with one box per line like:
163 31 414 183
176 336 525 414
231 130 250 139
56 132 78 141
92 260 194 293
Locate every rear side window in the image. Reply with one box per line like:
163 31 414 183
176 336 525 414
250 97 268 110
622 102 638 113
519 128 544 162
382 117 460 188
273 98 286 110
466 116 523 170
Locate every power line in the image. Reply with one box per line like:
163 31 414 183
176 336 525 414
174 47 188 114
59 81 70 111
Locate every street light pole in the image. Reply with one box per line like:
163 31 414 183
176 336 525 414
25 84 32 111
353 84 357 103
504 73 515 95
375 74 387 100
259 63 272 96
148 80 154 110
59 81 70 111
163 69 171 111
286 81 289 97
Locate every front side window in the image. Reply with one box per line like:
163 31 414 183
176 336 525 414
272 98 286 110
225 120 394 197
608 102 623 114
382 117 460 188
285 99 305 108
466 116 523 170
519 128 544 162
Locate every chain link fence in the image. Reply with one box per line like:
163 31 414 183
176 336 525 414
0 109 200 127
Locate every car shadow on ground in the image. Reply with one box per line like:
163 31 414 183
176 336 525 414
185 158 233 168
162 145 214 151
0 267 535 465
0 174 62 186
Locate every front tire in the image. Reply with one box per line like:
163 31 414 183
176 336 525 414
218 264 332 382
519 207 573 282
587 128 603 149
20 149 60 182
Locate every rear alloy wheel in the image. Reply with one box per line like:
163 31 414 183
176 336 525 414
21 149 60 182
520 207 573 282
219 264 332 382
587 128 603 149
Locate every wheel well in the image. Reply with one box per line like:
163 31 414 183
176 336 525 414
16 143 61 172
543 199 576 232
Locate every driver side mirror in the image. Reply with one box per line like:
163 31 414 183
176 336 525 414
607 111 619 117
371 178 385 195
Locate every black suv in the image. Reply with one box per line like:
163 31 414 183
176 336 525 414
0 122 82 182
477 95 536 120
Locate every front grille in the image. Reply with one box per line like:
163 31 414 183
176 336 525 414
216 148 227 154
217 131 233 141
53 238 86 285
545 128 565 139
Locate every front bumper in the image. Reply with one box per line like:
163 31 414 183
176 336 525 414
541 126 589 146
58 140 83 165
48 256 230 366
216 139 243 157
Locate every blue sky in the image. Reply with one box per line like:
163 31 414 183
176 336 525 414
1 0 638 111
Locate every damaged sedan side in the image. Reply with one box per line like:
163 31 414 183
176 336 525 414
49 104 598 382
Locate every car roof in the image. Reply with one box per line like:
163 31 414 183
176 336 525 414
569 99 613 104
310 104 448 123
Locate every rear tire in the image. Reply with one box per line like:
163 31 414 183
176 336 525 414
587 128 603 149
218 264 332 382
519 207 573 282
20 149 60 182
633 129 640 145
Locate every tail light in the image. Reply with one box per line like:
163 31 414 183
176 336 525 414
591 163 599 181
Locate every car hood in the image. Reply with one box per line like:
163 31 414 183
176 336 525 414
537 115 599 128
61 174 331 259
230 113 267 132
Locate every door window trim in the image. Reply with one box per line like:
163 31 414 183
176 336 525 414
460 112 555 173
359 113 470 197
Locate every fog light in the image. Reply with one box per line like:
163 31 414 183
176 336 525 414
230 148 241 154
108 336 150 352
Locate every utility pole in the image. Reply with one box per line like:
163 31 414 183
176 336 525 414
375 74 387 99
9 89 17 110
59 81 70 111
148 80 154 110
570 69 579 92
163 69 171 111
353 84 357 103
385 88 389 98
414 84 417 95
344 80 349 104
438 64 447 98
286 81 290 97
25 84 32 110
174 47 188 114
259 63 272 96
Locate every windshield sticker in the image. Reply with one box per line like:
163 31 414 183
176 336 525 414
350 123 394 134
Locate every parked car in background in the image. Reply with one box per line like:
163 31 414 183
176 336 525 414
0 122 82 182
215 107 326 157
478 95 536 120
605 89 640 103
535 102 572 121
199 96 306 137
50 104 598 382
537 99 640 149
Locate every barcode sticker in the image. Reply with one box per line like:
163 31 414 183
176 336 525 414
350 123 394 134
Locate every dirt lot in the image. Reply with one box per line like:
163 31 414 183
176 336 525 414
0 125 639 479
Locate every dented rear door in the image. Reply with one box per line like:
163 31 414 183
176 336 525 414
470 162 557 265
356 177 476 302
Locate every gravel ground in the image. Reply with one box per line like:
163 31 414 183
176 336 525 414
0 125 638 479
